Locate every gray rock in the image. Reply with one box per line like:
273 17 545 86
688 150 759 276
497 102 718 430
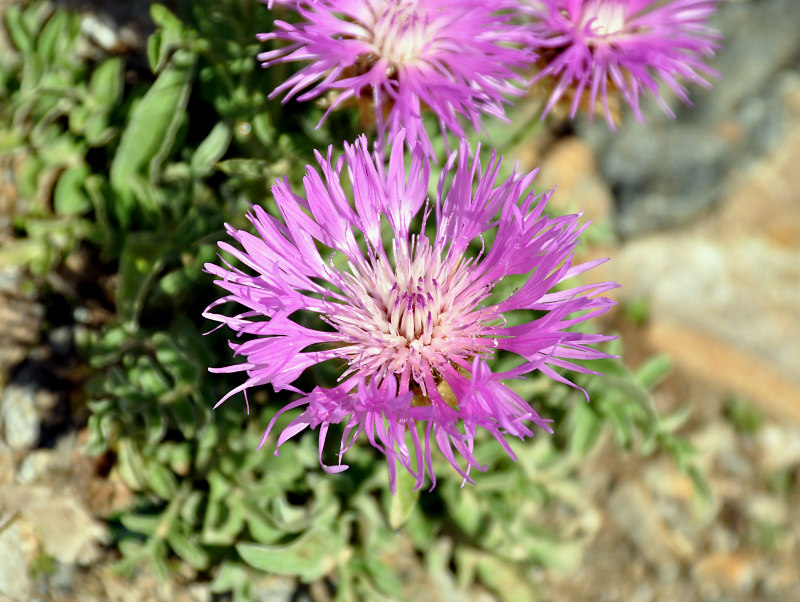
0 485 109 566
0 384 40 451
607 482 682 578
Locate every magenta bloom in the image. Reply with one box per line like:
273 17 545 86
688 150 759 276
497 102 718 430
257 0 534 155
205 134 617 490
527 0 721 127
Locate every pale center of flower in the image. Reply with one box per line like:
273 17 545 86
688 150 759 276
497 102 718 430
366 1 437 67
581 0 627 39
328 238 497 393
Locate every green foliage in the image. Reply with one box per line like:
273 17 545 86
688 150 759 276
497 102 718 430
0 1 710 599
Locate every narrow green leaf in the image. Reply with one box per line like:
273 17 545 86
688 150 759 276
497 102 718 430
569 402 602 458
84 113 116 147
148 539 171 583
363 556 404 597
635 354 673 390
167 532 209 571
5 5 35 56
216 158 270 178
120 514 161 537
117 232 168 329
475 554 538 602
114 540 146 577
53 164 91 215
36 11 71 66
132 356 171 396
236 526 342 583
89 57 124 108
210 561 250 599
16 154 43 198
146 460 177 500
149 4 187 73
191 122 231 176
146 30 162 73
150 6 184 43
117 439 148 491
386 468 420 529
252 112 274 146
153 332 199 383
602 401 633 449
166 397 197 439
109 51 194 205
242 504 283 545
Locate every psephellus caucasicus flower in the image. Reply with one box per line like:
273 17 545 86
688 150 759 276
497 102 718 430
205 133 618 491
525 0 721 127
258 0 535 155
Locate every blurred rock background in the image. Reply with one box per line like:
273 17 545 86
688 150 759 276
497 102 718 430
528 1 800 599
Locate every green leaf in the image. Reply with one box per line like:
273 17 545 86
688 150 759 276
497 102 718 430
117 439 148 491
131 356 171 397
120 514 161 537
36 11 72 66
216 158 270 178
53 164 91 215
115 540 147 577
16 154 44 198
146 460 178 499
603 374 659 438
4 5 35 56
88 57 124 108
191 122 231 176
143 404 167 445
68 105 92 136
242 504 283 545
117 232 168 329
252 112 274 146
167 397 198 439
147 539 171 583
474 553 538 602
84 113 117 147
203 474 246 545
441 485 481 537
635 354 673 390
385 468 420 529
146 31 163 74
687 464 713 518
270 492 339 534
85 413 111 455
37 131 85 168
525 532 585 573
363 556 404 597
109 50 195 212
236 526 344 583
148 4 186 73
210 561 251 601
601 401 633 449
84 175 112 239
568 402 602 458
169 442 193 476
167 532 209 571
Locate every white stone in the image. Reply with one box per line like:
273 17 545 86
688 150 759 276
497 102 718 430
0 385 40 451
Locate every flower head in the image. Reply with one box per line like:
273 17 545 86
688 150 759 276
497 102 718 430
527 0 721 127
205 134 617 490
258 0 534 155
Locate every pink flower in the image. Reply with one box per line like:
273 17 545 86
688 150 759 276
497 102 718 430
527 0 721 127
205 134 617 491
258 0 534 155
